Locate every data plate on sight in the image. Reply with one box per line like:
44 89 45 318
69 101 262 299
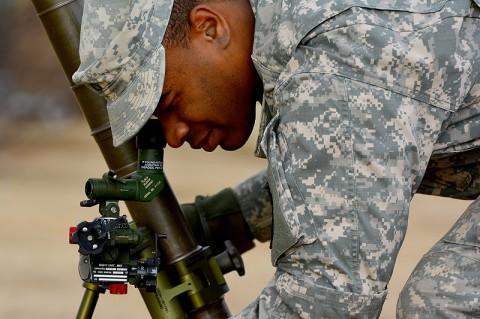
92 263 130 283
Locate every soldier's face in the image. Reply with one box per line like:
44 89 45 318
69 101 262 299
155 44 261 152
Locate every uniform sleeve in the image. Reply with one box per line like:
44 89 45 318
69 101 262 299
232 169 273 243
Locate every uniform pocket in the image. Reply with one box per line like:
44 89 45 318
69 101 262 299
300 0 475 113
262 114 319 265
442 196 480 248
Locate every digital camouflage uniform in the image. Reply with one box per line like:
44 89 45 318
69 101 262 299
231 0 480 317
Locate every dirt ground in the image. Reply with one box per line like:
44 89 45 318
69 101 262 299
0 119 472 318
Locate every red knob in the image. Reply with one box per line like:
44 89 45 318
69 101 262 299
69 227 77 244
109 283 128 294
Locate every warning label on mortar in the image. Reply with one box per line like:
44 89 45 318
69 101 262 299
140 160 163 170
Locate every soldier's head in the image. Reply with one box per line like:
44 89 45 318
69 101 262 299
73 0 260 151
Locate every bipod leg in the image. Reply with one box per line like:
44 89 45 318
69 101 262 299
76 282 106 319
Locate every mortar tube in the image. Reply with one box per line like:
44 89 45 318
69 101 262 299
30 0 231 317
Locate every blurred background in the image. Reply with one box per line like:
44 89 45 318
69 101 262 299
0 0 473 318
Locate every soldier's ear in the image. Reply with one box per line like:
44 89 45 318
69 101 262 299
189 5 230 49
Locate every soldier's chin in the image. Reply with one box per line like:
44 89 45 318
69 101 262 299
221 135 250 151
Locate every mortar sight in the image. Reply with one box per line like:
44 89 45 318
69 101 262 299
85 174 140 201
85 120 166 202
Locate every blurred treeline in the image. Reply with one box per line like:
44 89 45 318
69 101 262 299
0 0 80 126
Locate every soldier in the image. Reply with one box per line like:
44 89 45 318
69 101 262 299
73 0 480 317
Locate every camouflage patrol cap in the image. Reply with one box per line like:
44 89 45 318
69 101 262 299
72 0 173 147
